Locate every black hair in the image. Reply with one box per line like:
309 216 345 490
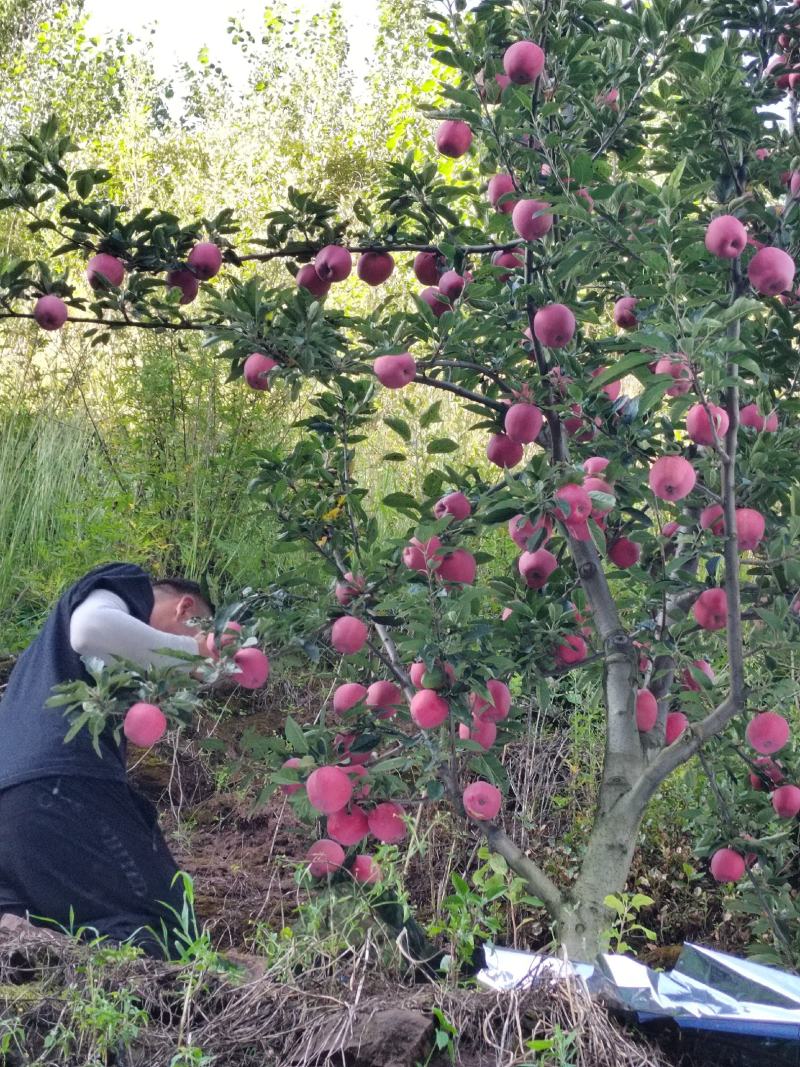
151 577 216 616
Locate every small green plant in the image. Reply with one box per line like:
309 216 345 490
523 1025 579 1066
601 892 657 955
170 1047 216 1067
421 1007 457 1065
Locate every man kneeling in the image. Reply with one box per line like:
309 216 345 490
0 562 215 957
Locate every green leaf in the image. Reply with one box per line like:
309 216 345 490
285 715 308 754
427 438 459 454
420 400 442 428
384 416 411 442
382 491 420 511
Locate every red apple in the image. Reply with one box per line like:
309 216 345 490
686 403 729 445
87 253 125 289
413 251 443 285
772 784 800 819
459 716 497 751
434 491 471 520
487 433 524 468
700 505 724 535
187 241 222 280
232 648 270 689
508 513 551 548
166 269 199 304
649 456 696 501
243 353 278 390
591 367 621 402
636 689 658 732
554 483 592 523
334 572 366 606
512 199 554 240
746 711 790 754
331 615 368 654
307 838 345 877
279 756 303 795
749 756 784 791
583 457 610 476
533 303 576 348
33 294 68 330
332 682 368 716
327 805 369 845
368 802 407 843
462 781 502 821
438 270 466 300
402 536 443 572
352 854 382 884
491 249 524 281
437 548 477 585
296 263 330 298
357 251 394 286
123 702 167 747
306 765 353 814
314 245 352 283
710 848 745 883
365 680 402 717
692 589 728 631
419 286 448 317
736 508 765 551
555 634 587 665
665 712 688 745
740 404 778 431
748 246 795 296
435 120 472 158
519 548 557 589
374 353 416 389
705 216 748 259
410 689 449 728
654 354 692 397
608 538 641 569
487 173 517 213
470 680 511 722
503 40 545 84
504 403 543 443
613 297 638 329
682 660 715 691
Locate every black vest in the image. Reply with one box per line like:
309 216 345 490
0 562 154 790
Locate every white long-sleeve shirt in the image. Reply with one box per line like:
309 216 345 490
69 589 200 670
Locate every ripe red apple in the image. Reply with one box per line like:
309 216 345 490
243 353 278 390
736 508 765 552
332 682 368 716
635 689 658 732
746 711 789 754
374 353 416 389
435 270 463 302
582 477 615 518
296 263 330 298
280 756 303 795
357 251 395 286
410 689 449 728
748 246 796 296
700 505 724 535
740 404 778 431
437 548 477 585
665 712 688 745
459 716 497 750
352 854 382 884
491 249 524 281
334 572 366 606
470 679 511 722
315 245 352 283
413 251 443 285
597 87 620 110
487 433 524 468
533 303 576 348
435 119 473 158
504 403 543 444
462 781 502 821
86 252 125 289
420 286 448 317
365 680 402 717
208 620 242 659
33 294 68 331
327 805 369 845
368 802 407 843
503 40 545 83
555 634 587 666
577 187 594 211
335 732 372 766
434 491 471 520
704 215 748 259
518 548 558 589
710 848 745 883
682 659 715 691
583 456 610 476
402 536 443 572
487 173 517 213
591 367 621 402
749 756 784 791
654 354 692 397
608 538 641 569
509 514 546 548
613 297 638 329
409 660 454 690
187 241 222 280
232 648 270 689
649 456 696 501
692 588 728 631
166 269 199 304
123 702 167 747
772 784 800 819
307 838 345 877
331 615 368 654
511 199 554 240
343 764 370 799
555 483 592 523
306 765 353 814
686 403 729 445
662 521 680 538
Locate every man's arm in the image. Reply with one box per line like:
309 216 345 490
69 589 202 670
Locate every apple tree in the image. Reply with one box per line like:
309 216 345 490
7 0 800 960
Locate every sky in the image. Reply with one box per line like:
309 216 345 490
83 0 380 97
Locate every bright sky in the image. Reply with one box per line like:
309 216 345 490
83 0 380 97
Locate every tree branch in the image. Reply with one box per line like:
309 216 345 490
413 373 506 412
486 824 564 920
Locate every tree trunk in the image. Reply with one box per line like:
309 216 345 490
557 795 645 961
